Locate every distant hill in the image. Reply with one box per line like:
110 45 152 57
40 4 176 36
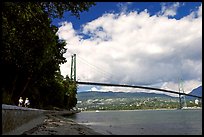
77 91 177 101
185 86 202 100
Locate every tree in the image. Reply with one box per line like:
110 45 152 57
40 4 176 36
62 75 78 110
1 2 95 108
37 2 96 19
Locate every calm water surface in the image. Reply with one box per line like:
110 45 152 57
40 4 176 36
68 109 202 135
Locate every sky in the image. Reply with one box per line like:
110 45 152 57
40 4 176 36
52 2 202 96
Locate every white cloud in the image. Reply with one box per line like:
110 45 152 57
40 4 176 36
90 87 99 91
198 4 202 17
58 4 202 95
183 4 202 20
161 80 202 97
159 2 181 17
117 2 133 13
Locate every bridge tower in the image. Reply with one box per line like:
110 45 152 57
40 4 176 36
70 54 76 81
178 79 187 109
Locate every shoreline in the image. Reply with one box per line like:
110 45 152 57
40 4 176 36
5 110 103 135
81 107 202 112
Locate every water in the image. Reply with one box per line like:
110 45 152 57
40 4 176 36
68 109 202 135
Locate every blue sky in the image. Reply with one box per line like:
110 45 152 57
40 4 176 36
52 2 201 29
52 2 202 96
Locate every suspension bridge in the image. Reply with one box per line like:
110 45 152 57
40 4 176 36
69 54 202 109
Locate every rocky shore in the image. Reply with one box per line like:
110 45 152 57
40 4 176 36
4 110 102 135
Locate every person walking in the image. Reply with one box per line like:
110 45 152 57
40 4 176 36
24 98 30 107
18 97 23 107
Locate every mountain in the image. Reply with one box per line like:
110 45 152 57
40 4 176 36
77 91 177 101
185 86 202 100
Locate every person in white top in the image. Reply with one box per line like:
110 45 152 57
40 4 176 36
24 98 30 107
18 97 23 107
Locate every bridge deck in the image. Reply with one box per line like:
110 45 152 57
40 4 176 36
76 81 202 99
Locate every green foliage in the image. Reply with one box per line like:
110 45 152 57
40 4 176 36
1 2 95 109
63 75 78 110
38 2 96 19
76 92 180 111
